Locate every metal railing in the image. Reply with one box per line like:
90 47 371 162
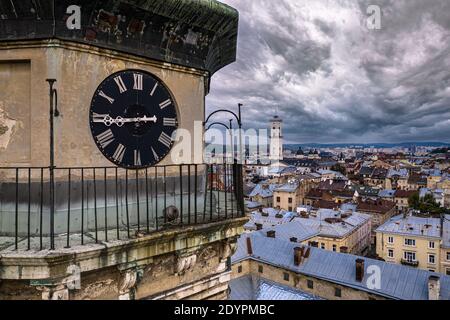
0 163 245 252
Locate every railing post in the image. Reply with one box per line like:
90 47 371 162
46 79 58 250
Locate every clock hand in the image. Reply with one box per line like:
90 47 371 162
92 115 158 127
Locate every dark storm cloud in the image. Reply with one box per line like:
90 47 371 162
206 0 450 144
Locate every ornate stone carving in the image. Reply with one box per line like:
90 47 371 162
175 254 197 275
36 285 69 300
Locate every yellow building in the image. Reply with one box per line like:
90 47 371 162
273 182 301 211
376 215 450 274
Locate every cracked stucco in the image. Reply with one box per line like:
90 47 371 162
0 104 19 150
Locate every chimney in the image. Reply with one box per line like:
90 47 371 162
255 223 263 230
428 276 440 300
267 230 276 238
304 247 311 258
294 247 303 266
355 259 365 282
246 237 253 255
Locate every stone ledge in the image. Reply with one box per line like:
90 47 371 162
0 217 248 280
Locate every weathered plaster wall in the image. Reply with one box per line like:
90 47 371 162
0 61 31 164
0 40 206 169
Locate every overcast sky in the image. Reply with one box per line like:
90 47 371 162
205 0 450 144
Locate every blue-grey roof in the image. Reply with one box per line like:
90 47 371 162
248 183 281 198
387 168 409 178
244 208 296 230
378 189 396 198
245 200 263 209
274 182 299 193
254 209 371 240
232 234 450 300
229 275 322 300
376 215 448 239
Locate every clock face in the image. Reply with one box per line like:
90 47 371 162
89 69 178 169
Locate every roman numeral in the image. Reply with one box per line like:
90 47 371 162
150 82 158 96
114 76 127 93
159 99 171 109
134 150 141 166
151 147 160 161
163 118 177 127
93 113 109 121
133 73 143 91
112 144 126 163
158 132 172 148
99 91 114 104
96 129 115 149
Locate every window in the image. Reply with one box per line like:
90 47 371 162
288 197 293 204
388 249 394 258
404 239 416 246
258 265 263 273
332 245 337 252
237 265 242 273
429 241 435 249
283 272 289 281
446 269 450 276
404 251 416 262
307 279 314 289
388 236 394 244
288 207 292 212
429 269 435 272
428 254 436 265
276 197 281 203
335 288 342 298
321 243 325 250
447 252 450 261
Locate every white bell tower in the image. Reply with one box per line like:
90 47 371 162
270 115 283 161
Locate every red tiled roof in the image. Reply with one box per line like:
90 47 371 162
394 190 419 198
357 199 395 215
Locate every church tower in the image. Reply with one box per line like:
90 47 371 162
270 116 283 161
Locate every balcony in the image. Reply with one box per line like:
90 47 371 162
401 259 419 267
0 163 245 252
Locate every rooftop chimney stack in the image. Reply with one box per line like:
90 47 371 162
304 247 311 258
428 275 441 300
294 247 303 266
246 237 253 255
267 230 276 238
355 259 365 282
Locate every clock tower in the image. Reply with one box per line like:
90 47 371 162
0 0 246 300
270 115 283 161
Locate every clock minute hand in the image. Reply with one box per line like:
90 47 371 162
92 115 158 127
114 116 158 127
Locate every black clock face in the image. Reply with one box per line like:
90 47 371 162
89 69 178 169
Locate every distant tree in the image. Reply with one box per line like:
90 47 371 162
409 193 445 216
408 193 420 209
331 164 346 175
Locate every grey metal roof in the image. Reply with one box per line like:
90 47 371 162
379 189 396 198
376 214 448 239
253 209 370 240
248 183 281 198
232 234 450 300
229 275 322 300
